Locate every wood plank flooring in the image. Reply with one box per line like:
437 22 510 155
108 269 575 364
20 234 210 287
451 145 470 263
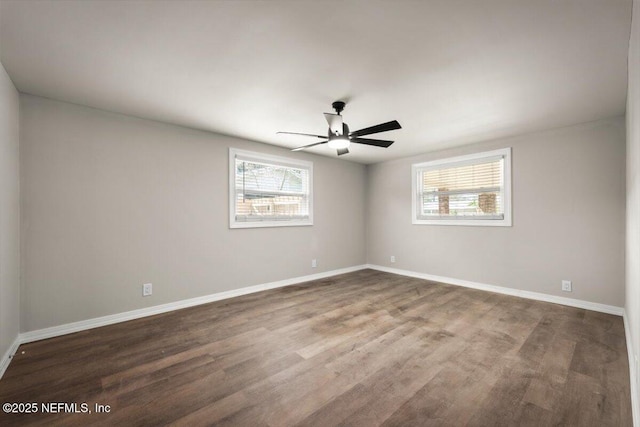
0 269 632 426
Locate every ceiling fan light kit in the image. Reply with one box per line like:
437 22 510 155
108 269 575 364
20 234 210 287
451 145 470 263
277 101 401 156
327 136 350 149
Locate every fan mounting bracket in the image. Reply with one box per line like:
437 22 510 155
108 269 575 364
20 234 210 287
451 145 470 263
332 101 346 115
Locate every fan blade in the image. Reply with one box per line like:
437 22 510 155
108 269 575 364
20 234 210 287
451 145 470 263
291 141 328 151
350 120 401 137
350 137 394 148
277 131 326 139
337 148 349 156
324 113 343 136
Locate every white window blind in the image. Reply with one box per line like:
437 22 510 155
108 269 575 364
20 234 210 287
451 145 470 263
412 148 511 226
229 149 313 228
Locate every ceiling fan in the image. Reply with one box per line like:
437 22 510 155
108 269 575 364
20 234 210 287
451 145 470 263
277 101 401 156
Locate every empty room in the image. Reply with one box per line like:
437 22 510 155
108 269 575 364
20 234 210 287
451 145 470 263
0 0 639 425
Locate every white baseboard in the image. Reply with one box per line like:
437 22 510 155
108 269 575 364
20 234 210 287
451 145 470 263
3 264 628 386
624 311 639 427
0 335 21 379
19 264 368 345
366 264 624 316
0 265 363 379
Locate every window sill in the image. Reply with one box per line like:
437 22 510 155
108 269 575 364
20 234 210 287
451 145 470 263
412 218 512 227
230 220 313 229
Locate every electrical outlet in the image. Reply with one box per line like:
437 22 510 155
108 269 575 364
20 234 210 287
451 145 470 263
561 280 572 292
390 255 396 263
142 283 152 296
311 259 317 268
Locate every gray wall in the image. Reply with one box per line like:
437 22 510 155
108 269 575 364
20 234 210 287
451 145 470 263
20 95 367 332
16 94 629 331
626 0 640 398
0 61 20 360
367 117 626 307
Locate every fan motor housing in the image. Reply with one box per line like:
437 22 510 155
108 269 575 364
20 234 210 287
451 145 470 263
328 123 350 139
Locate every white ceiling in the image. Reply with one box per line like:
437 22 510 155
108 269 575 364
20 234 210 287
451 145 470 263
0 0 632 164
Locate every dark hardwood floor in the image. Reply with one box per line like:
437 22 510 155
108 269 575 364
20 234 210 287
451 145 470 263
0 269 632 426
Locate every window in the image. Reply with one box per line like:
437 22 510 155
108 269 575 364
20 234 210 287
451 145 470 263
412 148 511 226
229 148 313 228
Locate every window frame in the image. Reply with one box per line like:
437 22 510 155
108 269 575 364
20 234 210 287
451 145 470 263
411 147 512 227
229 148 313 229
